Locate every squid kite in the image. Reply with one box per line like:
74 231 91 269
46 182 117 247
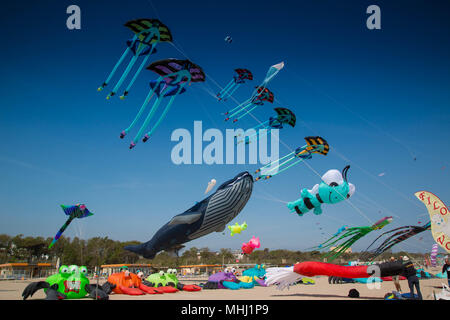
313 217 393 262
217 69 253 101
360 222 431 261
238 107 296 145
97 19 172 100
119 58 205 149
224 86 274 122
224 61 283 122
49 204 93 249
255 136 329 181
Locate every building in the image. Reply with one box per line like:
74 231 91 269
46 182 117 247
0 263 54 280
100 264 155 276
178 264 223 276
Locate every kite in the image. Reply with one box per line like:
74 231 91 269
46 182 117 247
286 165 355 216
224 62 283 122
48 204 93 249
266 260 405 290
217 69 253 101
431 243 439 267
224 36 232 43
204 179 217 194
237 108 296 145
97 19 172 100
255 136 329 181
224 86 274 122
22 265 113 300
242 236 260 254
228 222 247 236
415 191 450 252
125 172 253 259
119 59 205 149
360 222 431 261
312 217 393 262
259 61 284 90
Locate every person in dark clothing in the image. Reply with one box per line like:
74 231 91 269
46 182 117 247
443 257 450 287
401 256 422 300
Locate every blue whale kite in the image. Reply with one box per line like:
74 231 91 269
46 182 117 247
125 172 254 259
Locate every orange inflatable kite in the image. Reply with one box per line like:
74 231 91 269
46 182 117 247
107 268 163 295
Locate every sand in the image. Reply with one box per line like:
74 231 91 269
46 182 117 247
1 275 446 300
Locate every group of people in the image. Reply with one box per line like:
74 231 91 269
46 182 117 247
390 255 450 300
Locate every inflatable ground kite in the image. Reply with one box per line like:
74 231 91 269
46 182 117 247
266 261 405 290
22 265 113 300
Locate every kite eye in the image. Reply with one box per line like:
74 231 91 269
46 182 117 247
172 269 177 274
231 268 236 273
80 266 88 275
159 271 165 276
60 265 69 274
69 265 79 274
329 182 339 187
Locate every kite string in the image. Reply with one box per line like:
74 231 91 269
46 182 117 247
169 40 375 225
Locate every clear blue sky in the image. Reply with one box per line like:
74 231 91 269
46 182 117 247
0 0 449 255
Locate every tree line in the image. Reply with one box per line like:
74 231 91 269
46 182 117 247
0 234 424 268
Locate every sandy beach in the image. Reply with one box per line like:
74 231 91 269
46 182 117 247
2 275 446 300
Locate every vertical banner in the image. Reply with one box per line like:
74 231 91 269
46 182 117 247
415 191 450 253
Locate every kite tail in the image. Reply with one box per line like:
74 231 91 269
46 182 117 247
234 104 260 122
97 35 137 91
265 267 301 290
130 92 166 148
49 216 74 249
223 83 241 100
217 79 235 100
120 45 155 99
224 98 252 117
107 39 151 99
120 84 158 139
141 83 186 143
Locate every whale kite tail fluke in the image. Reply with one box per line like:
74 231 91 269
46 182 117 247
123 244 156 259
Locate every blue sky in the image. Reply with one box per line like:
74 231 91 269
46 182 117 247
0 0 449 255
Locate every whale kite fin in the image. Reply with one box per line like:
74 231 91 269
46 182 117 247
168 212 202 225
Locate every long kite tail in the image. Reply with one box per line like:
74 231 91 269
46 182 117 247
97 35 137 91
141 94 177 143
141 83 187 143
223 83 241 100
120 48 154 99
217 79 235 99
48 216 75 249
119 84 158 139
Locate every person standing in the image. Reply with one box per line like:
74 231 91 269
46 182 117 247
401 256 423 300
390 256 402 292
443 256 450 287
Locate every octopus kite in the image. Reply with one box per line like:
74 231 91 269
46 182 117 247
238 107 296 145
313 216 393 262
360 221 431 261
224 86 274 122
119 58 205 149
98 18 172 99
255 136 330 181
217 68 253 101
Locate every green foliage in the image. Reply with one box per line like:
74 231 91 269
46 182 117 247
0 234 427 268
